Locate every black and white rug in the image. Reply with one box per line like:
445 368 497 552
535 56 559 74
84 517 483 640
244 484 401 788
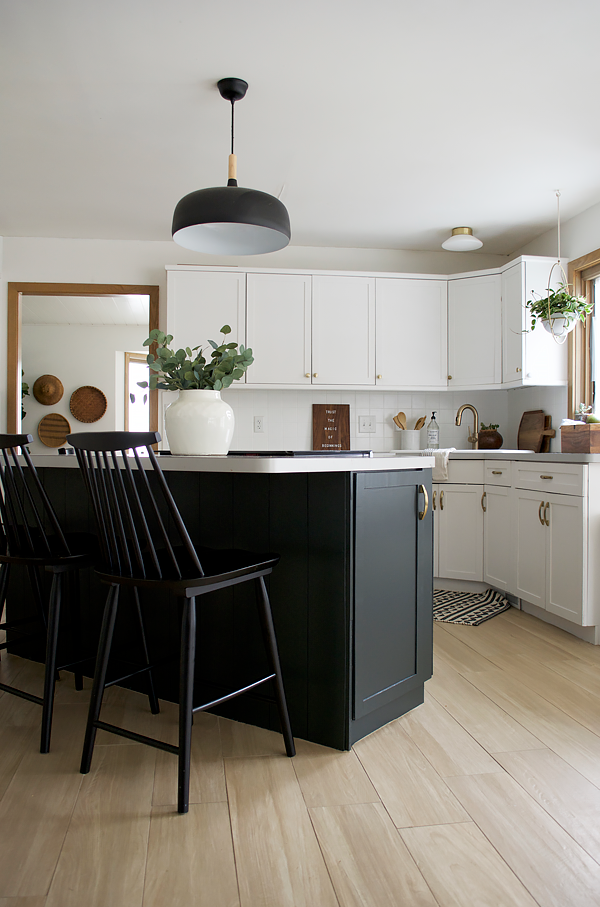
433 588 512 626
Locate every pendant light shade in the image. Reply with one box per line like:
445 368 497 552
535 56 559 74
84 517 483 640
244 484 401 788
172 78 291 255
442 226 483 251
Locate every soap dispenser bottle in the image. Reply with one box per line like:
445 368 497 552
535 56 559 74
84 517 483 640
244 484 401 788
427 412 439 450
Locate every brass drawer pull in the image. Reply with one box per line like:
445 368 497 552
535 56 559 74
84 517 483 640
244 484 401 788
418 485 429 521
540 475 553 480
491 470 503 475
481 491 487 512
432 489 437 511
539 501 545 525
440 490 444 510
544 502 550 526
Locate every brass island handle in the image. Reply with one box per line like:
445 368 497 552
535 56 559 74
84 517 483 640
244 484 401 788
544 503 550 526
481 491 487 512
538 501 545 525
418 485 429 521
440 490 444 510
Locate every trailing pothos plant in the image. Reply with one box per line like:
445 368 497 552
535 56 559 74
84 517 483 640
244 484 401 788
137 325 254 392
526 283 593 331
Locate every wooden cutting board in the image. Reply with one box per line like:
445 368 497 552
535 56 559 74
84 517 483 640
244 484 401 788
517 410 555 453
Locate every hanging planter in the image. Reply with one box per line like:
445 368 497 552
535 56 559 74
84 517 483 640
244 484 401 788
527 281 593 345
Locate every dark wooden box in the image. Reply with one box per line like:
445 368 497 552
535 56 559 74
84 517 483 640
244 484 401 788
560 423 600 453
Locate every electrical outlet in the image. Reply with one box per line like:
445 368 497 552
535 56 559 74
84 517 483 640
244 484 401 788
358 415 375 433
254 416 265 433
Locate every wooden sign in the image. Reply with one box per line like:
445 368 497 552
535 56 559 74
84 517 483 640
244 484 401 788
312 404 350 451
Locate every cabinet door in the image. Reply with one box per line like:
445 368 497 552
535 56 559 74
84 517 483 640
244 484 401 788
502 260 567 388
482 484 512 591
246 273 311 385
447 274 501 387
353 472 432 720
432 483 440 577
437 484 484 581
166 270 246 355
312 276 375 385
546 492 585 623
514 489 546 608
375 278 447 388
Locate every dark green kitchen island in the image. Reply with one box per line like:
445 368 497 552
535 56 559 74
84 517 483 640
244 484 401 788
12 453 434 750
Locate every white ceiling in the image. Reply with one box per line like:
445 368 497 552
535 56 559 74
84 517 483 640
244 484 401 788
2 0 600 256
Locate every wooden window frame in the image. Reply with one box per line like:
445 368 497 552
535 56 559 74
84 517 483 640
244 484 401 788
568 250 600 418
124 352 150 431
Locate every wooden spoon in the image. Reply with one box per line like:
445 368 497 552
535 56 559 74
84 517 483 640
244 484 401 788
395 411 407 430
414 416 426 430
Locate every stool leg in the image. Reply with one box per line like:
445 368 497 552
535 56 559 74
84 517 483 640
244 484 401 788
0 563 9 662
131 587 160 715
178 596 196 814
255 576 295 758
81 584 120 774
71 570 84 692
27 565 47 631
40 571 62 754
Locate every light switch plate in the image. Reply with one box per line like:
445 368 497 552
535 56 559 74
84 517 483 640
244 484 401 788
358 415 375 433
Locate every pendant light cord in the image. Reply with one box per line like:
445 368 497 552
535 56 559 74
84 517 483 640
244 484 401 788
556 189 561 262
227 100 237 186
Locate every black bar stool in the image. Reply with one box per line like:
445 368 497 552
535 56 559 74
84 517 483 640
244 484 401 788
0 433 95 752
67 430 295 814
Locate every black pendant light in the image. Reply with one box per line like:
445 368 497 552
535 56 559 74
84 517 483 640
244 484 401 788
172 78 291 255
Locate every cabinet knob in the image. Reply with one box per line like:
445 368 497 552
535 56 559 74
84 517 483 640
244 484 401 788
313 373 318 378
305 373 310 378
377 375 383 380
516 367 521 372
447 375 452 380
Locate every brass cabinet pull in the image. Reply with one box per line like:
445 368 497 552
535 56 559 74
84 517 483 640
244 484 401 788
516 367 522 372
538 501 545 525
418 484 429 521
440 490 444 511
313 373 318 378
447 375 453 380
481 491 487 512
377 374 382 379
432 489 437 511
305 373 311 378
540 475 553 480
544 502 550 526
491 470 502 475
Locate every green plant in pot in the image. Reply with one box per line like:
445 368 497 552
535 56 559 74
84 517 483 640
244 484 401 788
526 283 593 341
478 423 503 450
138 325 254 456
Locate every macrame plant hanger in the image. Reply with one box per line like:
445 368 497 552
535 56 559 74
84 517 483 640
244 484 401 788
546 190 571 345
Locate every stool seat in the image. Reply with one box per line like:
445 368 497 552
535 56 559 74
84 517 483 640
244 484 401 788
67 430 295 814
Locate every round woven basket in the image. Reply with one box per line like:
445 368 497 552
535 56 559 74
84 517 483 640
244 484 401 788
33 375 64 406
38 413 71 447
70 386 107 423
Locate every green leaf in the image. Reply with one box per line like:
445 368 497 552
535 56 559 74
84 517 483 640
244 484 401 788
220 324 231 335
213 378 223 390
137 380 148 388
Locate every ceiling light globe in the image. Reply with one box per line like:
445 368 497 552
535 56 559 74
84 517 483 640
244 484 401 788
442 227 483 252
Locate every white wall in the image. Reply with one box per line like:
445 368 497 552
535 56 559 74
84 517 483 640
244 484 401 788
513 197 600 261
22 323 146 455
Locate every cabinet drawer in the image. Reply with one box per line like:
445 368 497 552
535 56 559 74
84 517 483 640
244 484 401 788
484 461 511 485
511 461 586 496
446 459 484 484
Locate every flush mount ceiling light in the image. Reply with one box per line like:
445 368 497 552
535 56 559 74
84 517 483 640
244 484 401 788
441 227 483 252
172 78 291 255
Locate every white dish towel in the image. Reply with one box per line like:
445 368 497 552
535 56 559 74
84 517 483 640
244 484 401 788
421 448 456 481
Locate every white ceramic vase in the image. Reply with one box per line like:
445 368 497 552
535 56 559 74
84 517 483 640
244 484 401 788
164 389 234 456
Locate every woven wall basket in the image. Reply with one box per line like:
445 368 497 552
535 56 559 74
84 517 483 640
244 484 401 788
69 386 108 423
38 413 71 447
32 374 64 406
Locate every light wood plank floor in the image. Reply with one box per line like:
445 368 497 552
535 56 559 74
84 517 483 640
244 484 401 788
3 607 600 906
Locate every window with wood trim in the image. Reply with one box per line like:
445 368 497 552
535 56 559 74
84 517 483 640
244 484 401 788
568 249 600 417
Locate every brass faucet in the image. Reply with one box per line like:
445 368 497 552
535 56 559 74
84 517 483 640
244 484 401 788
455 404 479 449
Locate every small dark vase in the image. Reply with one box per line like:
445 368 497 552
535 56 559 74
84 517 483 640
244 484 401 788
477 429 503 450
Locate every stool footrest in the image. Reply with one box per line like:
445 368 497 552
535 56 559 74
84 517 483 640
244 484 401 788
0 681 43 706
193 672 276 713
94 720 179 756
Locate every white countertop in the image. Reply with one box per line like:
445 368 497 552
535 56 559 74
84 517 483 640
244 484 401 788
387 449 600 464
32 453 435 475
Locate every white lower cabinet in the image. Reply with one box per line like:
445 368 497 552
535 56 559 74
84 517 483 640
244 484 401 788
482 484 512 591
514 487 585 624
434 483 484 582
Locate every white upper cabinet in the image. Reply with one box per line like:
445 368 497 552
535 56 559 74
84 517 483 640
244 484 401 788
375 278 447 388
166 269 246 354
246 273 311 385
312 275 376 385
502 257 568 387
447 274 502 388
